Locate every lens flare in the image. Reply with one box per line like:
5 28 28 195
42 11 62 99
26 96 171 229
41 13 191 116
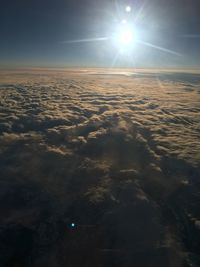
125 6 131 12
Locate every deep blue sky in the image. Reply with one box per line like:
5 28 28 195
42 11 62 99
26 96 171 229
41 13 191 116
1 0 200 68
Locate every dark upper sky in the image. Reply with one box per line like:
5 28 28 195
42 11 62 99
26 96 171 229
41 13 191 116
0 0 200 68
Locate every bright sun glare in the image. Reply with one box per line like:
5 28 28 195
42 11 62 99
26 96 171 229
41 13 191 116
63 4 181 59
115 5 135 51
114 24 135 52
119 29 133 45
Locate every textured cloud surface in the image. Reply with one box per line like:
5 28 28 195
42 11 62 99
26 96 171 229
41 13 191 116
0 69 200 266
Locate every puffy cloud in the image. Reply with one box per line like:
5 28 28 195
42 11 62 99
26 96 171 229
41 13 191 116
0 69 200 266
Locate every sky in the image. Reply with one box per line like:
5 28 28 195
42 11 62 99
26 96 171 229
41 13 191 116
0 0 200 68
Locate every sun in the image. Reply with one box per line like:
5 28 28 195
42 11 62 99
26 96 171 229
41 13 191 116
116 25 135 47
119 29 133 45
112 25 135 53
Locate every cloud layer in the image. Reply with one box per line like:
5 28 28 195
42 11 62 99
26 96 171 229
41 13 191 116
0 69 200 267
